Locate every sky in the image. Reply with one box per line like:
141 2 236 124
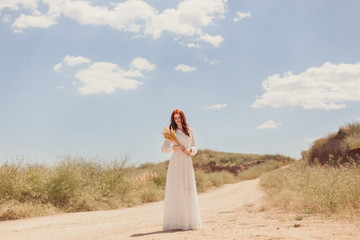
1 0 360 165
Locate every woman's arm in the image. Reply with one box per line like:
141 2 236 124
183 129 197 156
161 139 173 154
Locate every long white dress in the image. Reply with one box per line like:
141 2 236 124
161 128 202 231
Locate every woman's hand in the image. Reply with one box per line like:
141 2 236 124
182 148 192 156
173 145 185 151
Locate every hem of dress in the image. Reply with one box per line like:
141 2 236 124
162 225 202 231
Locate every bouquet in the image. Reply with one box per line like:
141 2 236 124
162 127 191 156
162 127 181 145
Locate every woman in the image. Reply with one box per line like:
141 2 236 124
161 109 202 231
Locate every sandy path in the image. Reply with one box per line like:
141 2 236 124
0 178 359 240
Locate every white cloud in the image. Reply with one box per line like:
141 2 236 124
2 14 11 22
53 55 92 73
56 85 64 89
197 33 224 47
233 11 251 22
175 64 197 73
53 63 63 73
186 43 201 48
4 0 227 47
252 62 360 110
64 55 92 67
75 62 143 94
130 57 156 71
0 0 38 13
256 120 282 129
207 104 227 110
60 0 155 33
146 0 226 42
54 56 155 95
11 14 58 31
199 55 220 65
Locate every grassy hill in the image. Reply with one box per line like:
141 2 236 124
302 122 360 166
192 149 294 175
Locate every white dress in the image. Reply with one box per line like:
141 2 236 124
161 128 202 231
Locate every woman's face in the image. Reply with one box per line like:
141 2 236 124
174 113 182 127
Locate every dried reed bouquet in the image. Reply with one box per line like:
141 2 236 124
162 127 181 145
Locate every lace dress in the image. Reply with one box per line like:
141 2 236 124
161 128 202 231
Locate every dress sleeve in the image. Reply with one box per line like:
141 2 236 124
161 138 173 154
189 129 197 156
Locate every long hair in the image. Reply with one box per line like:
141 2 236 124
169 109 190 136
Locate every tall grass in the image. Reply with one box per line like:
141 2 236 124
195 160 285 192
0 155 164 220
260 160 360 215
0 153 288 221
238 160 282 180
194 170 237 192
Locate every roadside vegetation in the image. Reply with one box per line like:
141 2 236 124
260 122 360 216
0 150 293 221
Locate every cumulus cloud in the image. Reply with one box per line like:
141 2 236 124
130 57 156 71
207 104 227 110
11 14 58 31
197 33 224 48
175 64 197 72
53 63 63 73
251 62 360 110
186 43 201 48
0 0 38 13
233 11 251 22
53 56 155 95
53 55 92 73
256 120 282 129
64 55 92 67
2 0 227 47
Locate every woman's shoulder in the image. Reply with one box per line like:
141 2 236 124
188 127 194 134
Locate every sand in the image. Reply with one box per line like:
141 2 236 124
0 178 359 240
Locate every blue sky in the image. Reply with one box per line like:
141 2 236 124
1 0 360 165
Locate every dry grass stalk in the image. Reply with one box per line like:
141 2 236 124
136 172 159 184
162 127 181 145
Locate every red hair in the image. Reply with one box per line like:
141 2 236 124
169 109 190 136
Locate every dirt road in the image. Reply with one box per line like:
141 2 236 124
1 178 359 240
